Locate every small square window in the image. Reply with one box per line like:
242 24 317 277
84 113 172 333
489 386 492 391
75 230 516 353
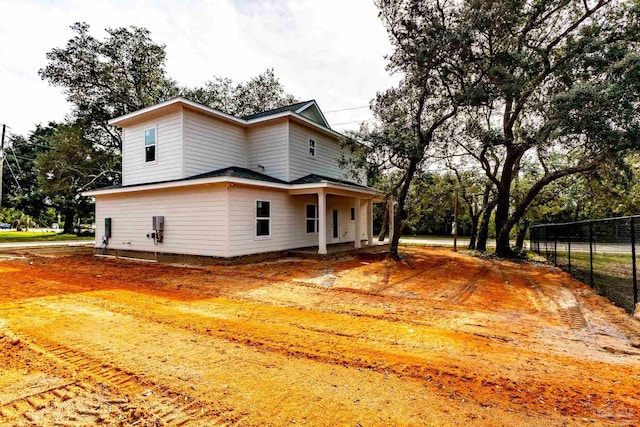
308 139 316 158
256 201 270 218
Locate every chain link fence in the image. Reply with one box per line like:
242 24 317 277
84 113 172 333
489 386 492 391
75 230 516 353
530 216 639 314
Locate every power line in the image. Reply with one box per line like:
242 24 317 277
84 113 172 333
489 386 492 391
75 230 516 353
324 105 370 114
332 119 373 127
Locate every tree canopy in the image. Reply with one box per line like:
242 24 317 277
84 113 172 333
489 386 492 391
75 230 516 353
364 0 640 257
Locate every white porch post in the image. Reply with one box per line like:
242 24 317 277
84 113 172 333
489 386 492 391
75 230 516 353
354 197 362 249
318 189 327 255
388 196 395 243
367 198 374 246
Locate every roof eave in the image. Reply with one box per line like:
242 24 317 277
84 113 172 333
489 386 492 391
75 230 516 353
82 176 379 197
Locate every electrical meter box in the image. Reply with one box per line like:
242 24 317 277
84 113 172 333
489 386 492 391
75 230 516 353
105 218 112 238
152 216 164 231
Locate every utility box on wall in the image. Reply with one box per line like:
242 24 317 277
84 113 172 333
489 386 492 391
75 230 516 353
152 216 164 231
104 217 112 238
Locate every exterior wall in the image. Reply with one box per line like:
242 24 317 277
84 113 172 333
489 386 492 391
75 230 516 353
227 186 319 257
247 121 289 181
183 109 247 176
94 185 229 257
122 109 184 186
325 196 369 244
288 122 365 185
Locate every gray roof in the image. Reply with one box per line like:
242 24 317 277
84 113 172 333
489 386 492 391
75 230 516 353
93 166 287 191
87 168 368 193
188 166 287 184
290 174 368 188
242 100 314 120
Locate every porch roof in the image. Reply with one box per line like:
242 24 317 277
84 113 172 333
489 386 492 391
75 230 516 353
82 167 382 199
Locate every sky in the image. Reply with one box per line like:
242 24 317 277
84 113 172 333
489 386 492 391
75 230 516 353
0 0 398 138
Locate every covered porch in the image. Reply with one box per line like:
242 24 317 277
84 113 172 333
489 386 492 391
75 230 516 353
289 183 393 255
288 240 390 258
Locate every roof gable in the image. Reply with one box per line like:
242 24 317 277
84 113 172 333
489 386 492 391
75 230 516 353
242 100 331 129
295 101 330 129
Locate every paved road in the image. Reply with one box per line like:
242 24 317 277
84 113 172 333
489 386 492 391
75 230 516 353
0 240 94 249
399 237 503 248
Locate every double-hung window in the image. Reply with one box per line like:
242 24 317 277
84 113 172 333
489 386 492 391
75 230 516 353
145 128 156 162
306 204 318 233
308 139 316 158
350 207 355 221
256 201 271 237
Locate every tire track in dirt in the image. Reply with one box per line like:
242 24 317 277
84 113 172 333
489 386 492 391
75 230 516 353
450 266 490 304
522 275 588 330
27 340 234 426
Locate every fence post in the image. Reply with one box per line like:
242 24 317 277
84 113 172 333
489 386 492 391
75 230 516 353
567 224 571 274
554 225 558 266
589 221 594 287
631 217 638 308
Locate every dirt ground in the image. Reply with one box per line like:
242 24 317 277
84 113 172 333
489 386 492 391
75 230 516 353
0 246 639 426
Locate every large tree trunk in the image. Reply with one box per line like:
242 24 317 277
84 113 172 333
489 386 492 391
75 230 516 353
494 146 521 257
378 196 389 242
62 208 75 234
515 220 529 250
468 215 479 250
476 199 497 252
390 160 418 259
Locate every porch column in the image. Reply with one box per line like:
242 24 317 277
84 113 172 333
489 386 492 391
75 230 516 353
388 196 395 243
367 198 374 246
354 197 362 249
318 189 327 255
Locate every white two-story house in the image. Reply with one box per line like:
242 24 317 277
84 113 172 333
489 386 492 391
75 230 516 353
83 97 389 259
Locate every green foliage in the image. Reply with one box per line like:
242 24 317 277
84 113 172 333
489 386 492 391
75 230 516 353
35 123 112 233
39 22 179 152
0 208 36 230
182 69 298 117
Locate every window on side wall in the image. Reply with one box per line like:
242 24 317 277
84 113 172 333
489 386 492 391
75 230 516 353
145 128 156 163
350 207 355 221
306 204 318 233
308 139 316 158
256 201 271 237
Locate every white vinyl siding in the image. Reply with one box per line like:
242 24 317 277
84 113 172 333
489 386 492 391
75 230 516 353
247 121 289 181
94 185 229 257
122 109 183 186
183 109 248 177
288 122 365 185
227 186 319 257
324 195 368 244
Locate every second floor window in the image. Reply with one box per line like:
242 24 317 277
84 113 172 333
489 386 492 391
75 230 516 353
308 139 316 158
145 128 156 162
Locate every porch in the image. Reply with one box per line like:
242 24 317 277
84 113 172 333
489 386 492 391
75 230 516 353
289 183 393 255
288 240 390 259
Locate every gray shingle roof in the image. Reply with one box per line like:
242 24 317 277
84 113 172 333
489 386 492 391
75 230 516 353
187 166 287 184
242 100 313 120
92 166 287 191
290 174 368 188
87 168 370 193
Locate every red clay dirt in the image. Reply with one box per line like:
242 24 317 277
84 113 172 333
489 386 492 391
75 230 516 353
0 246 639 426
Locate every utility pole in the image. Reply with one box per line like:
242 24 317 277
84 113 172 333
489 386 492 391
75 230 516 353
0 124 5 211
453 188 458 252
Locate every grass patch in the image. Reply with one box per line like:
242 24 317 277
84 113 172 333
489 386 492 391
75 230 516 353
0 231 94 243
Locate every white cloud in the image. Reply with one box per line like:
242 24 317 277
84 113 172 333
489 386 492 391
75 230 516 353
0 0 396 137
